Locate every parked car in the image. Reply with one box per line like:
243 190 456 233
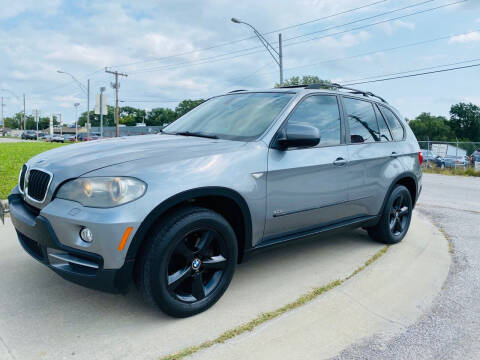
77 132 101 141
7 84 422 317
62 134 76 142
44 134 64 143
21 130 37 140
470 149 480 165
37 133 47 140
444 155 469 168
421 149 445 168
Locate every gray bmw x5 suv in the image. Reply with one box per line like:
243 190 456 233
7 84 422 317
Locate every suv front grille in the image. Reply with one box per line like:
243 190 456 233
19 164 27 193
27 170 51 202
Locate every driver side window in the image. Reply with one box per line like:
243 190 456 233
287 95 341 147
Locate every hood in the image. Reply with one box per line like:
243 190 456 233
27 134 246 182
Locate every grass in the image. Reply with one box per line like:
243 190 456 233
160 245 390 360
422 167 480 177
0 142 66 199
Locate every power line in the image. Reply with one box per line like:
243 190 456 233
344 62 480 86
111 0 389 69
129 0 437 74
129 0 465 75
342 57 480 83
248 28 480 79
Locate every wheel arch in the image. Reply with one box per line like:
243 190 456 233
381 172 419 215
125 187 253 266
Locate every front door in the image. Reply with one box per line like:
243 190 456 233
264 94 350 239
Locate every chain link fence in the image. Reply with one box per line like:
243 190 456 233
418 140 480 170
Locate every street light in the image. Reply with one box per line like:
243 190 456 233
74 102 80 141
57 70 91 140
231 18 283 85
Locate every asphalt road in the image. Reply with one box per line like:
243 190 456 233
335 173 480 359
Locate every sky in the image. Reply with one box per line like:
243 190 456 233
0 0 479 124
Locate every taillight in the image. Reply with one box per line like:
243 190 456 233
418 151 423 165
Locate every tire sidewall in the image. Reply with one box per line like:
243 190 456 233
382 185 412 243
147 211 237 317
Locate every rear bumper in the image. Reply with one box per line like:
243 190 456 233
8 192 133 294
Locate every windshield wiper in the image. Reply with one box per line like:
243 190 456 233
173 131 218 139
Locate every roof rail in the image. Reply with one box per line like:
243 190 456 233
277 85 309 89
304 82 388 103
228 89 248 93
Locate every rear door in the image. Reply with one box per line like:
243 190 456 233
343 97 399 217
264 94 350 239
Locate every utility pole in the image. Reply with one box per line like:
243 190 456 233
105 67 127 137
32 109 40 140
279 33 283 85
23 93 26 130
87 79 90 140
1 97 4 136
99 86 106 138
74 102 80 141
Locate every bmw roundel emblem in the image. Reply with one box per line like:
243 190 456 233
192 258 201 270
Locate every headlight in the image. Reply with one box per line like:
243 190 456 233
56 177 147 208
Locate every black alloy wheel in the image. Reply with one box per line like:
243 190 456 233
136 206 237 317
367 185 412 244
167 228 228 303
389 192 410 237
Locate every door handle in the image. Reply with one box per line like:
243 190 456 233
333 157 347 166
390 152 399 158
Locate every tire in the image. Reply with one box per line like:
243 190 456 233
367 185 412 244
136 206 238 317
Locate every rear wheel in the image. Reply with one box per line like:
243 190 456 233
136 206 237 317
367 185 412 244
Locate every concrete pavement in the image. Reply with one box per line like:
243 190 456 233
0 174 456 360
0 213 384 359
335 173 480 359
190 213 450 360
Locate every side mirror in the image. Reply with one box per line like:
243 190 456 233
275 123 320 150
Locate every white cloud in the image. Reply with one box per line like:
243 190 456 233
0 0 60 20
379 20 415 35
449 31 480 44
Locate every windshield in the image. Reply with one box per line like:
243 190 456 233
163 92 294 141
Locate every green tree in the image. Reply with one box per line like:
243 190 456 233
146 107 176 126
275 75 333 88
408 113 454 141
449 102 480 142
175 99 205 118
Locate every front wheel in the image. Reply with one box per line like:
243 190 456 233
136 206 237 317
367 185 412 244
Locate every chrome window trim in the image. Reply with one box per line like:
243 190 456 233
25 168 54 204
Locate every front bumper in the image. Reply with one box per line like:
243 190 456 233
8 192 133 294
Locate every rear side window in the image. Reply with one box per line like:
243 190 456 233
287 95 341 147
379 105 405 141
343 97 380 143
374 105 393 142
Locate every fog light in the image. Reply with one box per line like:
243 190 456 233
80 227 94 243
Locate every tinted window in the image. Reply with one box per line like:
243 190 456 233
343 98 380 143
164 92 294 141
379 106 405 141
374 104 392 142
287 95 341 146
